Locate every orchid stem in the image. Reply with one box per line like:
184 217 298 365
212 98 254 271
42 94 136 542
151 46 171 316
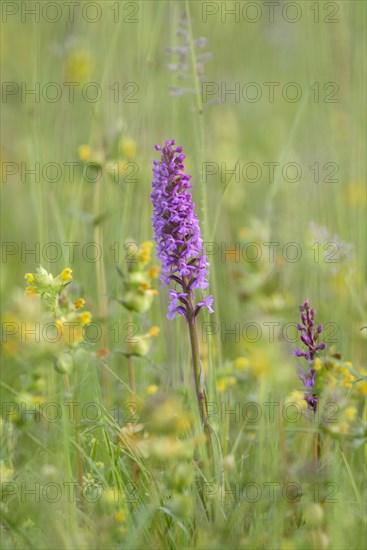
186 302 213 467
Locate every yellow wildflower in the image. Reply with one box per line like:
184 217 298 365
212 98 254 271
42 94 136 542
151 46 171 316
346 182 367 207
61 268 73 282
234 357 250 370
114 509 126 523
3 341 18 357
24 273 35 284
239 227 249 239
146 384 158 395
103 488 117 504
140 253 150 263
139 241 153 263
74 298 85 309
148 326 160 337
227 376 237 386
216 376 236 392
33 395 45 405
216 378 227 392
345 406 357 422
25 286 38 297
342 371 355 388
78 144 92 161
314 358 322 371
64 49 94 83
285 390 308 411
79 311 92 326
149 265 160 279
119 137 136 159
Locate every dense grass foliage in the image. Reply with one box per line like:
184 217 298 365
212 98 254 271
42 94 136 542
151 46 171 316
1 2 366 549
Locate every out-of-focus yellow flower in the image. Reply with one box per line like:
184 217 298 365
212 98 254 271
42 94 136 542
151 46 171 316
25 286 38 297
78 144 92 161
61 268 73 282
74 298 85 309
216 376 237 392
357 381 367 395
112 160 130 176
114 509 126 523
146 384 158 395
119 137 136 159
342 372 355 389
234 357 250 370
314 358 322 371
344 406 357 422
33 395 45 405
216 378 227 392
3 341 18 357
346 182 367 207
148 326 160 337
25 273 35 284
285 390 308 411
142 240 153 250
148 265 160 279
249 349 270 377
103 488 117 504
79 311 92 326
239 227 250 239
65 50 94 83
139 241 153 263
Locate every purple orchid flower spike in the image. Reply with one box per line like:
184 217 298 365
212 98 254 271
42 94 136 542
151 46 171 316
297 365 316 389
151 140 213 321
294 299 326 411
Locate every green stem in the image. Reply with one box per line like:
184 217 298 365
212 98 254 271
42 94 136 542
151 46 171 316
185 298 215 466
186 305 208 426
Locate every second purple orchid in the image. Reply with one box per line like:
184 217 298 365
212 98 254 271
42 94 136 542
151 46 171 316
293 299 326 411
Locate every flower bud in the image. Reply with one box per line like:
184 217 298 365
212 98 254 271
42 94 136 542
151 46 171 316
123 290 154 313
54 352 73 375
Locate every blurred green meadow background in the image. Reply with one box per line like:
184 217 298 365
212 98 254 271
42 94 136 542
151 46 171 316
1 1 366 549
